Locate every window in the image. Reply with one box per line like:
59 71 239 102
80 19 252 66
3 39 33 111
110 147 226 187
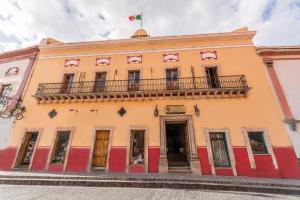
129 130 145 165
61 74 74 93
51 131 70 164
166 68 179 89
205 67 220 88
248 132 268 154
0 84 11 97
128 70 140 91
17 132 39 167
94 72 107 92
209 132 231 167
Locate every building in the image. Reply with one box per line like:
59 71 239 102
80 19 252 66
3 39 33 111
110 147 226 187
0 46 38 152
0 27 299 179
258 46 300 162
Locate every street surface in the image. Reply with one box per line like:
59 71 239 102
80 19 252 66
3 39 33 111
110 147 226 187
0 185 298 200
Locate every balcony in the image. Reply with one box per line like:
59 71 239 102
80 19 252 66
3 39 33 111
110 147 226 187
33 75 249 103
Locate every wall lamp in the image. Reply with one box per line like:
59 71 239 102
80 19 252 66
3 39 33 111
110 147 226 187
90 109 98 112
154 105 159 117
69 109 78 113
194 104 200 117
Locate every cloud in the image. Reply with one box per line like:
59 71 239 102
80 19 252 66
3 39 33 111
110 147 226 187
0 0 299 52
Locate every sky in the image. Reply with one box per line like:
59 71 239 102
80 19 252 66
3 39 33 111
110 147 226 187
0 0 299 52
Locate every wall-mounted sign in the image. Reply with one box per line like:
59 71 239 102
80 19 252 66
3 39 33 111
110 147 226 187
127 55 142 64
65 59 80 67
96 57 111 65
4 67 19 77
200 51 217 60
163 53 179 62
165 105 186 114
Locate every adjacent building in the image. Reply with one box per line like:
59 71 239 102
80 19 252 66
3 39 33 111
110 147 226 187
0 27 299 179
0 46 38 152
258 46 300 162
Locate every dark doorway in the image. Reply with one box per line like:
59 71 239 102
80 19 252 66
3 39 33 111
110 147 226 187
166 123 188 163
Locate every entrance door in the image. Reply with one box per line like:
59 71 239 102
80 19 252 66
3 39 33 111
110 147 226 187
16 132 39 168
92 130 109 168
94 72 107 92
61 73 75 93
166 123 188 162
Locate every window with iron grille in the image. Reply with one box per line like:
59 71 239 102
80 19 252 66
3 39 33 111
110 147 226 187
51 131 70 164
129 130 145 165
248 132 268 154
209 132 231 167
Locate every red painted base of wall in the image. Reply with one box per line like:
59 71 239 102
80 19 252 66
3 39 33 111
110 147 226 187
129 165 145 173
32 147 50 171
66 147 90 172
274 147 300 179
254 154 280 178
233 147 256 177
197 147 212 175
148 147 159 173
48 163 64 172
215 168 234 176
0 147 17 170
109 147 126 172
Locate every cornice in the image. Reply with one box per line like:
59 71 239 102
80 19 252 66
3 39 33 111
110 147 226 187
0 46 38 63
39 31 256 51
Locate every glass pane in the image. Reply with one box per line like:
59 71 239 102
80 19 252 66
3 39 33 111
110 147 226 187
210 132 230 167
51 131 70 164
130 130 145 165
248 132 268 154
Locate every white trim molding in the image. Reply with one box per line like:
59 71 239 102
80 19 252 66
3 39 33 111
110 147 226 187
242 127 278 169
204 128 237 176
126 125 149 173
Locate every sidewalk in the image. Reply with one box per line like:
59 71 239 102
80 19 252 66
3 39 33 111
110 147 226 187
0 171 299 195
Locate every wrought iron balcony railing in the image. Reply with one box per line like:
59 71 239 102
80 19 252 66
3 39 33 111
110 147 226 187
34 75 249 102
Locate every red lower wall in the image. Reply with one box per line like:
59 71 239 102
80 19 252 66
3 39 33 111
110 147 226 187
48 163 64 172
215 168 234 176
109 147 126 172
31 147 50 171
273 147 300 179
128 165 145 173
0 147 17 170
66 147 90 172
254 154 281 178
148 147 160 173
233 147 255 177
197 147 212 175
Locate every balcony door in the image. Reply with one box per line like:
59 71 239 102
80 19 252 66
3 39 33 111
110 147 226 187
94 72 107 92
128 70 140 91
205 67 220 88
61 73 74 93
166 68 179 90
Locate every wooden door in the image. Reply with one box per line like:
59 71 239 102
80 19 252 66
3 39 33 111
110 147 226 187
92 130 109 168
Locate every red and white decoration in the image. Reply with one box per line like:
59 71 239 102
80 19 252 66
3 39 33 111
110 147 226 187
127 55 142 64
4 67 19 77
200 51 217 60
65 59 80 67
163 53 179 62
96 57 111 66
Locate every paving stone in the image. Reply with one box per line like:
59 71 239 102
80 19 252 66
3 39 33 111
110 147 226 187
0 185 299 200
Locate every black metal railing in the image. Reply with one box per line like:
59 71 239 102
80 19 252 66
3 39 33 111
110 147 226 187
35 75 248 96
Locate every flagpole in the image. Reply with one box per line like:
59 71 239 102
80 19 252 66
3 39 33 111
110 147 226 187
141 12 143 28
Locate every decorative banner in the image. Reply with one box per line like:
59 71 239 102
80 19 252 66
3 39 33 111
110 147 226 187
4 67 19 77
96 57 111 66
65 59 80 67
163 53 179 62
200 51 217 60
127 55 142 64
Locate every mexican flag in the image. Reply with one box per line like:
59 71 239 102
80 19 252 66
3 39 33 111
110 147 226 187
128 14 142 21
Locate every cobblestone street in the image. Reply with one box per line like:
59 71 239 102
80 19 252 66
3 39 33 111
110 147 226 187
0 185 298 200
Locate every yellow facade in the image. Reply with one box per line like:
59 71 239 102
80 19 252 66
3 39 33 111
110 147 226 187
4 27 300 178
